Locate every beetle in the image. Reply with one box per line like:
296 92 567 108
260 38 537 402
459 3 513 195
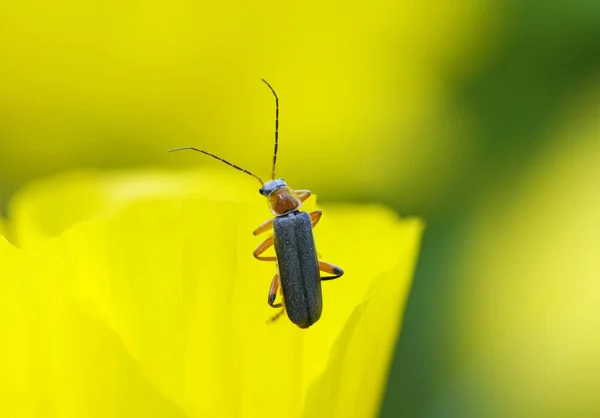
168 79 343 328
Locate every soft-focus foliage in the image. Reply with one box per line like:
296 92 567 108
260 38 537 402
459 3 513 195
0 170 423 417
451 87 600 417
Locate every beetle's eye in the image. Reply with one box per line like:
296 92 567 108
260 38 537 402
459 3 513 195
259 187 266 196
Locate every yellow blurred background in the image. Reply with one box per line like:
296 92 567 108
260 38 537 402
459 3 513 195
0 0 493 207
1 1 599 416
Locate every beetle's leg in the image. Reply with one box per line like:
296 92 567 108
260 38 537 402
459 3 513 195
294 189 311 202
268 274 283 308
267 274 285 323
253 218 274 236
310 210 324 257
319 261 344 281
309 210 322 228
268 308 285 324
253 236 277 261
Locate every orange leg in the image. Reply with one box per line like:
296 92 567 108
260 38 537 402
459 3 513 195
310 210 322 228
253 218 274 236
294 189 312 202
267 274 285 323
267 274 283 308
255 210 319 260
310 210 324 257
319 261 344 281
253 236 276 261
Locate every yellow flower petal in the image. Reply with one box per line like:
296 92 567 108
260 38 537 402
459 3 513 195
7 170 423 417
9 168 258 248
303 209 420 418
0 236 189 417
0 236 30 416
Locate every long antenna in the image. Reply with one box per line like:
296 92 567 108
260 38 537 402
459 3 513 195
261 79 279 180
167 147 264 185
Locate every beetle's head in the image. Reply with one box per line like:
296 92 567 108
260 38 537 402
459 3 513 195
259 179 286 197
259 178 302 216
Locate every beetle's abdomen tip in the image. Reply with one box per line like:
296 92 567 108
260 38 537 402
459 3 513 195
333 266 344 275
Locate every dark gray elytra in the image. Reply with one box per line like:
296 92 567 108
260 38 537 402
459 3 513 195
273 210 322 328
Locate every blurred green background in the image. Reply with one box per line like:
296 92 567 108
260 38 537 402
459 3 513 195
1 1 599 417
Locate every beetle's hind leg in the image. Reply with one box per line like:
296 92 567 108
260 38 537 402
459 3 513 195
267 274 282 308
310 210 342 279
266 274 286 324
268 308 285 324
319 261 344 281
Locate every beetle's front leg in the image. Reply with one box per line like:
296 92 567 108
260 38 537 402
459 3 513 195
319 261 344 281
294 189 311 202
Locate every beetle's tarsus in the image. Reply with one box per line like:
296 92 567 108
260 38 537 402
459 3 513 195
319 261 344 281
268 294 282 308
267 308 285 324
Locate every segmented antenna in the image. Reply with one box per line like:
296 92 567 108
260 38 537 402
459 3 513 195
167 147 264 185
261 79 279 180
